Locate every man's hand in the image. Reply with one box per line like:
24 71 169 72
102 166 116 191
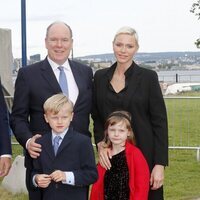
35 174 51 188
0 157 11 177
150 164 164 190
50 170 66 182
97 141 112 170
27 134 42 158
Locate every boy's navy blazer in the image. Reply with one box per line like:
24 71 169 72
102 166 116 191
32 127 98 200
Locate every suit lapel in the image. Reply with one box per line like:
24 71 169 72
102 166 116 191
56 128 74 156
40 58 61 93
98 65 115 116
42 133 55 160
122 63 142 109
68 60 82 109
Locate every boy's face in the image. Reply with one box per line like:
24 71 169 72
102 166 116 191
44 104 73 134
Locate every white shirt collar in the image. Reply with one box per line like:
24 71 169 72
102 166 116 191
52 128 69 141
47 57 71 71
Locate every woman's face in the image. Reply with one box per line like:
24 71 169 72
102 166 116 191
113 33 138 65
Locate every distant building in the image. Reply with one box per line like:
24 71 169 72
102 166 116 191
0 28 14 96
30 54 41 64
90 61 112 72
13 58 22 73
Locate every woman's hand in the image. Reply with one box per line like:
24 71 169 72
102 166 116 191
150 164 164 190
97 141 112 170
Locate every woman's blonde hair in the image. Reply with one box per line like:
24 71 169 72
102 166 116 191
103 110 136 148
113 26 139 47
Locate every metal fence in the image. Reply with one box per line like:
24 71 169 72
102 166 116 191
165 96 200 161
158 72 200 83
5 95 200 161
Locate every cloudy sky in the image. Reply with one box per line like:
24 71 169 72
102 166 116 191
0 0 199 59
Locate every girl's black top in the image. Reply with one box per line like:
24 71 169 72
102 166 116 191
104 150 130 200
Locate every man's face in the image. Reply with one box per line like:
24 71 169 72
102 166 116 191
45 23 73 65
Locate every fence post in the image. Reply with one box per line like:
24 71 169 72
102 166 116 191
197 148 200 162
176 73 178 83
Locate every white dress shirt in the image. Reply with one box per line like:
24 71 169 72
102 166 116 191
47 57 79 105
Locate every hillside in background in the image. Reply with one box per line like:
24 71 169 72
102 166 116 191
76 51 200 63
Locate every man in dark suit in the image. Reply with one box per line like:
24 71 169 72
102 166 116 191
31 94 97 200
0 79 12 177
11 21 93 200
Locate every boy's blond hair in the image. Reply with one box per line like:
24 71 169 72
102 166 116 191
43 93 73 114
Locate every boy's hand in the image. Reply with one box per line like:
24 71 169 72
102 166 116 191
50 170 66 182
35 174 51 188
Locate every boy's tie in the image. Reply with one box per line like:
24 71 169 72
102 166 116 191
53 135 62 155
58 66 68 96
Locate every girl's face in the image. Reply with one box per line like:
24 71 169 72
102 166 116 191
107 121 130 147
113 33 138 66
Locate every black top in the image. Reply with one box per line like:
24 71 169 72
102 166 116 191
105 64 134 116
104 150 130 200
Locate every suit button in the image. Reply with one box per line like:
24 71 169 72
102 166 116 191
55 183 58 189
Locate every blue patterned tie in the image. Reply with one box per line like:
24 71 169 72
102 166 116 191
53 136 62 155
58 66 68 96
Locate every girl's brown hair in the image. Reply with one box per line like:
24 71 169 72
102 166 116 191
103 110 136 148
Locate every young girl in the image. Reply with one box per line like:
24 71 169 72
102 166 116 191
90 111 150 200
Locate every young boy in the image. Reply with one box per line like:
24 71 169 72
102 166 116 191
31 93 97 200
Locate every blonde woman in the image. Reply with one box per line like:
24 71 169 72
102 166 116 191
92 26 168 200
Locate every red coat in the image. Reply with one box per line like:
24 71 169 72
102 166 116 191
90 142 150 200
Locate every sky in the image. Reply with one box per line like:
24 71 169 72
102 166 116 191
0 0 199 59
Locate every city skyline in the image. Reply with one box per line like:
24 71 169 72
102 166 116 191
0 0 199 59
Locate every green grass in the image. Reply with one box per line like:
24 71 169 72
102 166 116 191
1 92 200 199
165 97 200 147
165 150 200 200
164 94 200 199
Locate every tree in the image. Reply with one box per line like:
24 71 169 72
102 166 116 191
190 0 200 48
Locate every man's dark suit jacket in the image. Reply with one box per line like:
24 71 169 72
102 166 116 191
10 58 93 199
92 62 168 199
11 58 93 160
32 128 98 200
0 79 11 156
